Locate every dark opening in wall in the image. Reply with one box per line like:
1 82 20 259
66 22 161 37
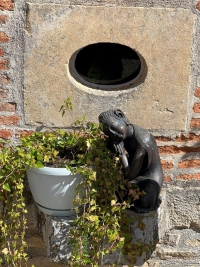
74 43 142 87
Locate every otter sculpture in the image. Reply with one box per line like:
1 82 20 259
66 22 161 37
98 109 163 213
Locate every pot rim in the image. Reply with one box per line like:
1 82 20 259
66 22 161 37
27 166 72 176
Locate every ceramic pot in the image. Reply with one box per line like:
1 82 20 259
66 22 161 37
27 167 82 216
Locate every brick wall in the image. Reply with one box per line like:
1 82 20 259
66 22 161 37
0 1 14 139
1 0 199 184
0 1 200 266
0 0 33 142
157 130 200 183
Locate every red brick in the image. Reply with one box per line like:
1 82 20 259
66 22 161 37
190 118 200 128
0 59 8 70
194 87 200 97
0 32 9 42
178 159 200 168
155 136 172 142
0 88 8 99
196 1 200 11
0 115 20 125
193 103 200 113
156 133 200 143
0 0 14 11
158 145 200 154
16 130 34 138
0 15 8 24
0 48 4 57
0 129 12 139
0 102 15 112
177 174 200 181
176 133 200 142
0 75 9 84
164 176 172 183
161 160 174 170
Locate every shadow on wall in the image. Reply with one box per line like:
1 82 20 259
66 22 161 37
102 210 159 266
131 52 148 89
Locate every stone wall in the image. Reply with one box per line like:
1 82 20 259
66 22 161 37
0 0 200 266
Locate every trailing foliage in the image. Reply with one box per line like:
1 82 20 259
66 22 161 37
0 99 143 266
68 123 129 266
0 141 28 266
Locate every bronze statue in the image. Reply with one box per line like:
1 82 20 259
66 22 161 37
99 109 163 213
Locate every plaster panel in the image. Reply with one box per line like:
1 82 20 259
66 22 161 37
24 4 194 130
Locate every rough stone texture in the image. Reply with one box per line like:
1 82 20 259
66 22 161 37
0 1 199 266
166 188 200 229
41 215 74 263
25 0 196 9
24 5 194 130
102 210 165 266
0 0 31 143
146 187 200 266
148 228 200 266
31 187 200 267
41 212 162 265
36 190 168 266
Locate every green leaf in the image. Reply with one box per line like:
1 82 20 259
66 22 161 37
35 161 44 168
120 184 126 190
70 159 77 165
87 215 99 222
17 184 24 190
3 183 11 192
108 231 119 242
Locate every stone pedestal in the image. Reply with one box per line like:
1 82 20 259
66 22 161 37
39 191 167 265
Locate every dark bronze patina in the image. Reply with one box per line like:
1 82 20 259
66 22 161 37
99 109 163 213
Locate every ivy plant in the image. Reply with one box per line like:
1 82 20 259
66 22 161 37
0 99 143 266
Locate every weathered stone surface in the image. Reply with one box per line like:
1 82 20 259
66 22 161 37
41 215 74 263
149 218 200 265
156 246 197 260
163 233 181 246
38 200 167 266
24 5 194 130
26 0 195 9
166 188 200 229
187 238 200 247
149 260 200 267
102 210 162 266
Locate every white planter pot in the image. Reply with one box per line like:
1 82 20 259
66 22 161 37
26 167 82 216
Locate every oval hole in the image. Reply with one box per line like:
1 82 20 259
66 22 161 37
68 42 144 91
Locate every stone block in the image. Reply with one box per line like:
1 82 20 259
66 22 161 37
41 215 74 263
156 246 197 260
39 204 167 266
166 188 200 229
187 238 200 247
164 233 181 246
24 4 194 130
